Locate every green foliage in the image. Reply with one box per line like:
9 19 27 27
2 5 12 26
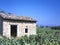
39 26 44 28
29 35 36 45
0 28 60 45
51 26 60 30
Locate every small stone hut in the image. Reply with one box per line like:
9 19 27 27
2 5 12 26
0 12 37 37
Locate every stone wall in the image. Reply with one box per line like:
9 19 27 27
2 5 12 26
3 20 36 37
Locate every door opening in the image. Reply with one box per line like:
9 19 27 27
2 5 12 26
11 25 17 37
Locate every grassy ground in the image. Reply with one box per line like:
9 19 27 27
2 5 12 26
0 27 60 45
37 27 60 34
37 27 60 39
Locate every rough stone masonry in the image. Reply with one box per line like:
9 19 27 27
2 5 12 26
0 12 37 38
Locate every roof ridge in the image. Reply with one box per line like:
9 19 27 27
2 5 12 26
0 12 36 22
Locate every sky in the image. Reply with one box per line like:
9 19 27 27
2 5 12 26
0 0 60 26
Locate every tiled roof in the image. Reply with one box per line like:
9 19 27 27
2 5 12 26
0 12 36 22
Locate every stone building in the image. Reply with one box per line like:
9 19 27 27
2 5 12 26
0 12 36 37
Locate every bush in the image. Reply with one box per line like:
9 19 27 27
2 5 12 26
0 27 60 45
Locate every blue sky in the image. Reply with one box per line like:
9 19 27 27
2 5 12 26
0 0 60 26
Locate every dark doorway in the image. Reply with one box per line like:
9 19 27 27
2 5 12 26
11 25 17 37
